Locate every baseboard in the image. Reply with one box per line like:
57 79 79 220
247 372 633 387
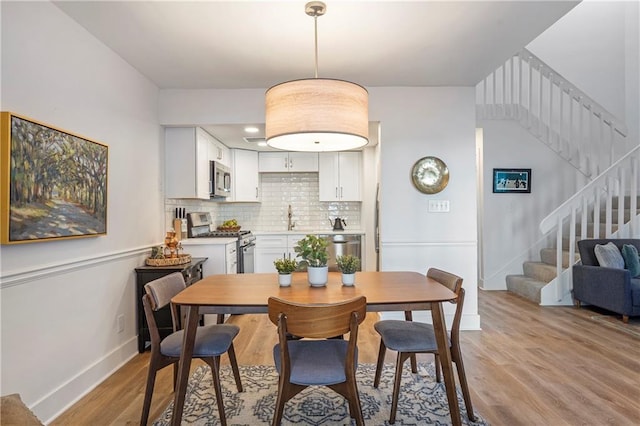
35 336 139 424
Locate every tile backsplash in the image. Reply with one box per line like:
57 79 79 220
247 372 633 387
165 173 361 233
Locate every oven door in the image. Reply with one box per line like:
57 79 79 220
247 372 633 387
238 241 255 273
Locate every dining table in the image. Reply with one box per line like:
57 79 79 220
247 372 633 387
169 271 463 426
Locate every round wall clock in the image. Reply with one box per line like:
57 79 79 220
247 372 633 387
411 156 449 194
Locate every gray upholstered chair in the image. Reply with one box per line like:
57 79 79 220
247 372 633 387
140 272 243 426
373 268 475 424
267 296 367 426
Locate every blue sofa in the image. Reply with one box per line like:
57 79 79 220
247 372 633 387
573 239 640 323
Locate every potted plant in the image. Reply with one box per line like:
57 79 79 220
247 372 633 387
336 254 360 286
273 257 298 287
294 234 329 286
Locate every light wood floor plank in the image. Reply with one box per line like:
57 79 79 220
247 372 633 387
50 289 640 425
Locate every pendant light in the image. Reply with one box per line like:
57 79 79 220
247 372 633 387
265 1 369 152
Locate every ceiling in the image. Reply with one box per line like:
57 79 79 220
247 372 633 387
54 0 578 150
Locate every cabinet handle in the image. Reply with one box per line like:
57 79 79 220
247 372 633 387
289 159 293 169
284 158 288 169
255 187 259 199
335 187 338 198
340 187 343 198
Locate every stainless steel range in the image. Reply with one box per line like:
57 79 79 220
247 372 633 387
187 212 255 273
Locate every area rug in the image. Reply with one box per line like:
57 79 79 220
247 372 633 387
153 363 487 425
590 314 640 338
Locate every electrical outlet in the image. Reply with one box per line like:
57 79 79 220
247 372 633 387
428 200 450 212
117 314 125 333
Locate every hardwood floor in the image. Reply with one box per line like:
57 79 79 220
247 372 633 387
51 290 640 425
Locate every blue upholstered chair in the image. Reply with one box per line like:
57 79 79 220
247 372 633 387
373 268 475 424
267 296 367 426
140 272 243 426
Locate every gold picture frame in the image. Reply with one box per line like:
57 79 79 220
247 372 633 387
1 112 108 244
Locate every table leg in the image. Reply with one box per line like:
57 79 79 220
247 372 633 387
171 306 199 426
431 302 462 426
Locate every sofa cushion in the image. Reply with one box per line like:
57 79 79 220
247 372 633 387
632 279 640 307
594 242 625 269
622 244 640 277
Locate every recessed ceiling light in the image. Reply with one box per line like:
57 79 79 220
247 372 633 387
244 126 259 133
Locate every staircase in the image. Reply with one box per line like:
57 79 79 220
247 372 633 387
477 48 639 305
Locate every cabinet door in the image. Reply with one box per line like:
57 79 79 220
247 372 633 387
337 152 362 201
318 152 361 201
259 152 289 172
165 127 210 200
232 149 260 202
318 153 340 201
288 152 319 172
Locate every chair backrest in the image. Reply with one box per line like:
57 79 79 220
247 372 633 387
450 287 465 343
144 272 186 311
426 267 463 295
267 296 367 339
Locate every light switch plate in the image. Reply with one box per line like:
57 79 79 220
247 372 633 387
428 200 450 212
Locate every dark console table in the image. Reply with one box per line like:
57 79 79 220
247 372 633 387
135 257 207 353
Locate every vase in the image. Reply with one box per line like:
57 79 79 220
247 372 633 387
278 273 292 287
341 273 355 286
307 266 329 287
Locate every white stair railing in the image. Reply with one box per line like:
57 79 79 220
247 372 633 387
477 48 628 178
539 147 640 305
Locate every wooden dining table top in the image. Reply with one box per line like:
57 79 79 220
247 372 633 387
171 271 457 311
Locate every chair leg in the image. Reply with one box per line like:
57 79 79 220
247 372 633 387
346 376 364 426
272 375 288 426
205 357 227 426
373 339 387 388
434 353 442 383
623 315 629 323
227 344 243 392
390 352 411 424
451 345 476 421
140 354 161 426
409 354 418 373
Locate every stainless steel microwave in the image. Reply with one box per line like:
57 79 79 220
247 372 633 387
210 161 231 198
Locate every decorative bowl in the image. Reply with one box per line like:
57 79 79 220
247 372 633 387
217 226 241 232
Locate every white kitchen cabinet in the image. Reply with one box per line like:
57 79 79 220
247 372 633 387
205 129 231 167
255 234 304 272
181 240 238 276
318 152 362 201
165 127 211 199
258 152 318 172
231 149 260 202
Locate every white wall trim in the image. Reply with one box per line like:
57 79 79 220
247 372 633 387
37 337 139 424
382 240 477 247
0 246 153 289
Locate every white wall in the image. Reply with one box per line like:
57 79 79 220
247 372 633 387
479 120 588 289
159 87 481 330
527 1 639 140
0 2 161 422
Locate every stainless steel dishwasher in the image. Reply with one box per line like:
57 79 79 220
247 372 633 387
319 234 362 272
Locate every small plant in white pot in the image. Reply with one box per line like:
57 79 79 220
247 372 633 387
273 258 298 287
294 234 329 287
336 255 360 286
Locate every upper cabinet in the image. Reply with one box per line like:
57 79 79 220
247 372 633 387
318 152 362 201
165 127 211 199
231 149 260 202
258 152 318 173
203 129 231 167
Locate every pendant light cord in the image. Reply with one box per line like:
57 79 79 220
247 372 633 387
314 14 319 79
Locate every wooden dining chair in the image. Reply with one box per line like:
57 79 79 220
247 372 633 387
140 272 243 426
373 267 475 424
267 296 367 426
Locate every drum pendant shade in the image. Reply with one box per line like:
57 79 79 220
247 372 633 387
265 2 369 152
265 78 369 152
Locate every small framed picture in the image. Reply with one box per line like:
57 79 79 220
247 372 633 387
492 168 531 194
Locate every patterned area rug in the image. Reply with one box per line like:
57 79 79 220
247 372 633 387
154 363 488 425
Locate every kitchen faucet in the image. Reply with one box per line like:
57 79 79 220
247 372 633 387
287 204 295 231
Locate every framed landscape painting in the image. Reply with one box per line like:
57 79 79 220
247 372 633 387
492 168 531 194
0 112 108 244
